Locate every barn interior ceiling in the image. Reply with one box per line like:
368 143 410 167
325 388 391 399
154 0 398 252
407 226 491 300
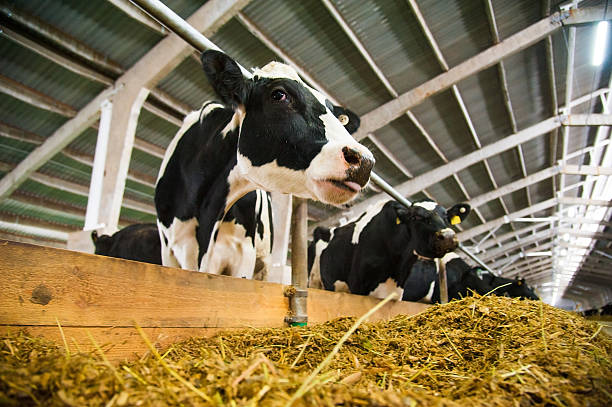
0 0 610 310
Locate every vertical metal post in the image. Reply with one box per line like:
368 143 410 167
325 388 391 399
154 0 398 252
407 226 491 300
285 196 308 326
437 257 449 304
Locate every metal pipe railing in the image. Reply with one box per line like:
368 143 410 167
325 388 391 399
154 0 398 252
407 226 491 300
131 0 496 289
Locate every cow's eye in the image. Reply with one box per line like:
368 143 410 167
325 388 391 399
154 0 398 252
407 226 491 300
271 89 288 102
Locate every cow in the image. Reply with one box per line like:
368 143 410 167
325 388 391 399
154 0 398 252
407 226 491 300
307 199 471 299
403 252 539 302
155 50 374 273
209 105 362 280
91 223 162 265
206 189 273 280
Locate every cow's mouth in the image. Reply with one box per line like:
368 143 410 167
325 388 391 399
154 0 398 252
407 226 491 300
327 179 362 193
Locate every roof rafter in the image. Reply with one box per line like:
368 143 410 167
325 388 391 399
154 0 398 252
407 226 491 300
0 0 251 204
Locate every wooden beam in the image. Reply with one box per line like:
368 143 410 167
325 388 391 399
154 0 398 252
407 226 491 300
0 0 249 204
0 240 428 362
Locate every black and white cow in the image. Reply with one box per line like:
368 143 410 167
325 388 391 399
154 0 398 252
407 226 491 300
210 105 362 280
403 252 539 302
207 189 273 280
91 223 162 265
155 50 374 272
308 199 471 299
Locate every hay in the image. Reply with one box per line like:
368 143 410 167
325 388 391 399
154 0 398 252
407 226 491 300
1 295 610 406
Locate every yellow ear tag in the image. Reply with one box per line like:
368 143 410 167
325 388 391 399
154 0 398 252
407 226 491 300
450 215 461 225
396 217 401 225
517 280 523 286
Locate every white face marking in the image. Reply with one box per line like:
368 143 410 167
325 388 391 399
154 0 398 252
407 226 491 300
158 217 199 271
252 61 302 81
413 201 438 211
333 280 350 292
351 200 390 244
205 220 256 279
246 61 374 206
368 277 403 300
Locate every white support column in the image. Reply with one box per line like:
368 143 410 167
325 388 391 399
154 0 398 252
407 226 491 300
269 192 292 284
85 99 113 231
96 86 150 234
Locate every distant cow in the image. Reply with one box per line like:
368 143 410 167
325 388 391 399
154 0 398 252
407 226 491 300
91 223 161 265
308 199 471 299
155 50 374 273
403 252 539 302
209 105 362 280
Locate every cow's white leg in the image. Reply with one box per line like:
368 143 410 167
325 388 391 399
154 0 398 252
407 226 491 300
205 220 255 278
162 217 199 271
369 277 403 300
308 240 328 289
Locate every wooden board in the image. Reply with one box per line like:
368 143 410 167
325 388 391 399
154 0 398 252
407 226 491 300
0 240 429 362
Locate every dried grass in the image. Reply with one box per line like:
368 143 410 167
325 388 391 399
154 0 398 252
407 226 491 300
1 295 610 406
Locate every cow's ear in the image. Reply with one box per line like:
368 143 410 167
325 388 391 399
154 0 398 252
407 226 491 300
447 203 471 225
517 278 524 286
91 230 98 243
332 106 361 134
201 50 247 106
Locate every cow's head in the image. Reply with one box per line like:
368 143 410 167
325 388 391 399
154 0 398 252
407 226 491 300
91 231 113 256
396 200 471 259
201 50 374 205
503 278 540 300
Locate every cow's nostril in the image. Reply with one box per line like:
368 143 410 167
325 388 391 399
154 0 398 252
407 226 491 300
342 147 361 166
437 234 446 240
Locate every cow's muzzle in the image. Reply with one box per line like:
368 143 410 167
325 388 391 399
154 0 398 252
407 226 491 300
343 147 375 188
433 229 458 255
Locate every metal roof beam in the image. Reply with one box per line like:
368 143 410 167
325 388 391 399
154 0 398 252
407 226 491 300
481 229 554 262
0 0 250 204
492 242 554 272
459 198 558 241
352 5 610 140
558 197 612 207
0 161 155 215
107 0 166 34
484 0 531 208
323 113 612 230
558 228 612 241
0 121 156 187
405 0 500 230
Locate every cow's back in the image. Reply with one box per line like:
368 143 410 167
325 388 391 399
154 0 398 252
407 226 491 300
94 223 162 265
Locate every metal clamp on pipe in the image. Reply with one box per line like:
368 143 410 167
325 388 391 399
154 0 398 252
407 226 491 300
284 286 308 326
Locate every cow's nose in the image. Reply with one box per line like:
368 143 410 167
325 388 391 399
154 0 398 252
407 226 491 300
342 147 362 165
343 147 375 187
435 229 458 251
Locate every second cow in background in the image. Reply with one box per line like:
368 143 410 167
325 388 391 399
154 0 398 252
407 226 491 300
403 252 540 302
308 199 471 298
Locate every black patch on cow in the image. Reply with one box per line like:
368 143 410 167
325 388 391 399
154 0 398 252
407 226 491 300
238 77 327 171
91 223 162 265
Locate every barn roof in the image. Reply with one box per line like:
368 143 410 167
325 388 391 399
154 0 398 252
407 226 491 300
0 0 610 310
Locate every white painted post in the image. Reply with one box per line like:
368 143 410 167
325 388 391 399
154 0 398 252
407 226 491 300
84 99 112 231
269 192 292 284
101 87 149 233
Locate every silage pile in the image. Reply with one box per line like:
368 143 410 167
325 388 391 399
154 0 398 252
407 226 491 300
1 295 610 406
